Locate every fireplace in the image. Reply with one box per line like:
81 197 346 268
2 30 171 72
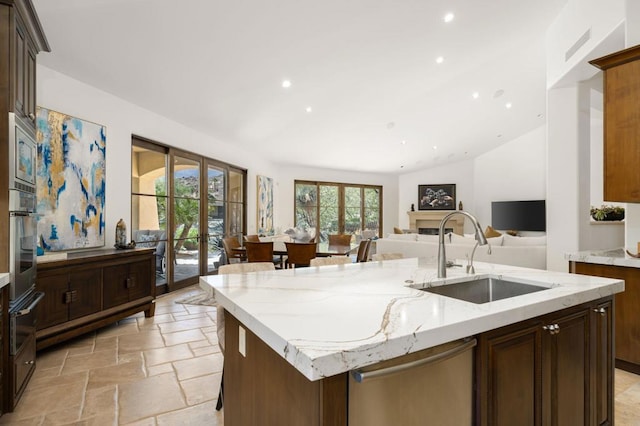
419 227 453 235
408 211 464 235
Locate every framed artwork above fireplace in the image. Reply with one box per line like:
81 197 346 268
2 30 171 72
418 184 456 210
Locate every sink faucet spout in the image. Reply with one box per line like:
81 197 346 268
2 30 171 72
437 211 488 278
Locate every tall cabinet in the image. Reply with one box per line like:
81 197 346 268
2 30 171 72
0 0 49 414
590 44 640 202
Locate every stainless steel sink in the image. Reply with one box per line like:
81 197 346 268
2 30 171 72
418 277 549 304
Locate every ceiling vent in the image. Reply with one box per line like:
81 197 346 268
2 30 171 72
565 28 591 62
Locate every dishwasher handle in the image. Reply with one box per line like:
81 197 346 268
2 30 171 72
351 337 477 383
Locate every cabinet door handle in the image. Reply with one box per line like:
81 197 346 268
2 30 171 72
594 307 607 316
126 277 136 288
543 324 560 335
24 360 34 365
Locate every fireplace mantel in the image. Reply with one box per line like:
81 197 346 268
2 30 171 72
408 211 464 235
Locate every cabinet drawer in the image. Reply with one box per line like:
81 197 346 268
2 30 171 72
13 334 35 398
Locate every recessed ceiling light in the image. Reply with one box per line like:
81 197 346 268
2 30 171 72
387 121 395 129
444 13 455 23
493 89 505 98
472 92 479 99
305 106 312 113
432 146 438 150
282 80 291 88
505 102 512 109
435 56 444 64
401 140 406 145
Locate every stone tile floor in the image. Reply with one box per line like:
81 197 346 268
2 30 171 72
0 284 638 425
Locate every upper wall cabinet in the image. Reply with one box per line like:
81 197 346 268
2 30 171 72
590 45 640 203
4 0 50 125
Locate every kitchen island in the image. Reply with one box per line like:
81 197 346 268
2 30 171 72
201 257 624 425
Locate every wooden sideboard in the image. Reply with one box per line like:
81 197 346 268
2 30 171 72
35 248 156 350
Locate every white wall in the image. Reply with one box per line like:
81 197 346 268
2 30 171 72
37 65 399 245
473 126 547 230
546 0 625 88
37 64 280 247
397 126 546 236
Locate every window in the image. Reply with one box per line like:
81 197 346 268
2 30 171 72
294 180 382 242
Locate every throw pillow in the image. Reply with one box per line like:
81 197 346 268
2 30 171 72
393 227 404 234
484 226 502 238
137 233 158 248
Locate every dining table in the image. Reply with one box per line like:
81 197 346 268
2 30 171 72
232 241 358 267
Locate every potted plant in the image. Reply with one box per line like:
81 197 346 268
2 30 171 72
590 205 625 221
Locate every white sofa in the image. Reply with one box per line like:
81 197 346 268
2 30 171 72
376 233 547 270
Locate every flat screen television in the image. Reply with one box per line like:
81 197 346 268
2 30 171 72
491 200 546 232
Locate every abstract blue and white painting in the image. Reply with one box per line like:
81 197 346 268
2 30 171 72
36 107 106 251
257 175 273 236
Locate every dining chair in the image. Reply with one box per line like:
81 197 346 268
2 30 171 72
328 233 352 246
284 242 317 268
310 256 352 267
356 239 372 263
222 236 246 264
371 252 404 261
243 234 260 243
244 241 282 267
215 262 276 411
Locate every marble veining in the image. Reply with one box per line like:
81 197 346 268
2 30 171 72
566 248 640 268
0 273 10 289
200 257 623 381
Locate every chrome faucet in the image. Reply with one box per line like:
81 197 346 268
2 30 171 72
437 211 488 278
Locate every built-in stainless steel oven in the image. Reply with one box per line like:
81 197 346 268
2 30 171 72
9 190 38 306
8 112 39 307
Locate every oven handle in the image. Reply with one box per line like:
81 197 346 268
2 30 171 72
13 292 45 317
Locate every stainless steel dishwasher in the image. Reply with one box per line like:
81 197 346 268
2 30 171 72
349 338 476 426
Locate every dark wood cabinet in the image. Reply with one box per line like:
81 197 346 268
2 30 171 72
9 2 45 123
476 298 613 426
590 44 640 202
36 268 102 330
36 249 156 350
571 261 640 374
103 260 153 309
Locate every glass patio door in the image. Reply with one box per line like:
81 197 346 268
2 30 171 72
206 163 225 274
171 153 201 288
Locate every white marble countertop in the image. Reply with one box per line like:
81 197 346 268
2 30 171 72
566 248 640 268
0 273 9 289
200 257 623 381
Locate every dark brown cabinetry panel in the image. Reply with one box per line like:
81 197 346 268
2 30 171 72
590 45 640 202
477 321 541 426
476 298 612 426
103 259 152 309
36 249 155 350
571 261 640 373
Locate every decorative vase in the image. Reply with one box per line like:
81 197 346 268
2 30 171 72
116 219 127 247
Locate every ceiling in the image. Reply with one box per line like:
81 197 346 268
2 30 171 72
32 0 567 174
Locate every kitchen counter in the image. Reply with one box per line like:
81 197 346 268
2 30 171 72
0 272 9 289
200 257 623 381
566 247 640 268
